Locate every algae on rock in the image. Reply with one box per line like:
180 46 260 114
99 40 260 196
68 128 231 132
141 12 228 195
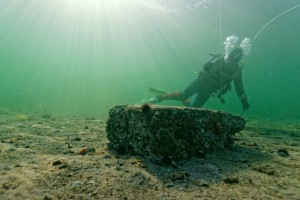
106 105 245 163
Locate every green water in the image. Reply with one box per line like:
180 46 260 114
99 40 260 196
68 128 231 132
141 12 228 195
0 0 299 119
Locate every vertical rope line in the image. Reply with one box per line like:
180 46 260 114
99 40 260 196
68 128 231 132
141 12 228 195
218 0 223 99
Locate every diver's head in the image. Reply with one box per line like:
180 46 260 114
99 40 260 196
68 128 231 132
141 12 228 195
224 36 251 61
228 47 244 63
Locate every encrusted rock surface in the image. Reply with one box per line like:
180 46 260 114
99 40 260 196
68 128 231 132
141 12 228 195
106 105 245 163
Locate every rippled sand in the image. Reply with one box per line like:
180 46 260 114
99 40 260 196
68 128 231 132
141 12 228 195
0 110 299 200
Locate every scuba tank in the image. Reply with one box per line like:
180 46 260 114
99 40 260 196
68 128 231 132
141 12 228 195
203 53 224 72
195 53 223 74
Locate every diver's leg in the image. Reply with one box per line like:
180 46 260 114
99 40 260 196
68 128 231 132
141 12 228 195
151 73 208 106
153 92 191 106
147 92 180 104
157 77 202 106
191 78 219 107
191 92 210 107
180 76 203 99
159 92 181 100
181 71 220 108
177 73 209 106
152 76 202 103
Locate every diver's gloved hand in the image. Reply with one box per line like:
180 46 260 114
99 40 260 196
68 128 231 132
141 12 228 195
241 97 250 110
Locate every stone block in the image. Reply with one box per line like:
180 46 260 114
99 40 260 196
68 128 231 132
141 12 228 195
106 105 245 163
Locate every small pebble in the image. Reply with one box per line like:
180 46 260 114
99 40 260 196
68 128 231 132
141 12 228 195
79 147 88 155
73 137 81 141
277 148 290 157
8 148 17 152
58 163 68 169
52 160 62 166
223 177 239 184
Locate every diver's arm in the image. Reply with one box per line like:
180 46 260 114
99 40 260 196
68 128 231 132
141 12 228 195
234 70 249 110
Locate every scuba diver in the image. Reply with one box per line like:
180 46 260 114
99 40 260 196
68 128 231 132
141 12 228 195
143 36 251 112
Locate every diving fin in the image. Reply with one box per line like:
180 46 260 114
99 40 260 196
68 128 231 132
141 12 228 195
136 99 148 105
149 87 168 95
136 96 160 105
136 87 168 105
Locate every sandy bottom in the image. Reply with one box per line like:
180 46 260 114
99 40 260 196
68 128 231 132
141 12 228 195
0 110 300 200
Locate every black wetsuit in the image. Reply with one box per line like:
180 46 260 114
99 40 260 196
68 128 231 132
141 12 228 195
178 55 247 107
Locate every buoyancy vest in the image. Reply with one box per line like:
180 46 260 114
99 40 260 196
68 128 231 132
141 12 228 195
203 53 242 84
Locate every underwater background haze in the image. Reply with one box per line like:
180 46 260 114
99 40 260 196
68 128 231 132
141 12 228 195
0 0 300 119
